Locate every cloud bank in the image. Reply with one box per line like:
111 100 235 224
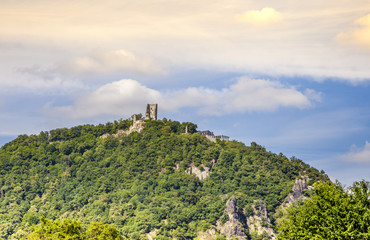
19 49 165 79
2 0 370 86
340 141 370 164
45 78 320 119
12 49 165 92
58 49 165 77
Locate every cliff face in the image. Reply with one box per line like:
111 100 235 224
216 177 313 240
185 160 216 180
218 196 247 239
186 164 211 180
102 119 145 138
196 229 218 240
285 176 310 204
246 200 276 239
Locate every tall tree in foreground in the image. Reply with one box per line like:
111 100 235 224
277 180 370 240
24 216 125 240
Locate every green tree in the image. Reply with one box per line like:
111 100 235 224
24 216 83 239
85 222 125 240
277 180 370 240
23 217 125 240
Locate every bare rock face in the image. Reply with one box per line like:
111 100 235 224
286 177 309 204
186 165 211 180
186 160 215 180
102 120 145 138
146 229 158 240
218 195 247 239
246 200 276 239
196 229 218 240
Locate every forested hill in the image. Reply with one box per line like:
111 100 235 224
0 118 328 239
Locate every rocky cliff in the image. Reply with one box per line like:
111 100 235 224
218 195 247 239
185 160 215 180
246 200 276 239
285 176 311 204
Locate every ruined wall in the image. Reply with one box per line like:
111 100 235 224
145 104 158 120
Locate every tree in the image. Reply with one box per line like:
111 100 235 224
277 180 370 240
24 217 125 240
85 222 125 240
24 217 83 239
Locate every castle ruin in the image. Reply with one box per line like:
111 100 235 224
145 104 158 120
103 104 231 142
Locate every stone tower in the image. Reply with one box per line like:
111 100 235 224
132 114 138 122
145 104 158 120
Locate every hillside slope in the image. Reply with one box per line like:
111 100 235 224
0 118 328 239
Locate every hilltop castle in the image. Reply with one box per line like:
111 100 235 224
140 103 229 142
104 103 229 141
145 104 158 120
130 103 158 133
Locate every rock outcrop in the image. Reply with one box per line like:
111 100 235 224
102 119 145 138
146 229 158 240
246 200 275 239
196 229 218 240
186 160 215 180
285 176 310 204
218 195 246 239
186 165 211 180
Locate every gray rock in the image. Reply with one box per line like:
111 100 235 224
286 177 309 204
186 165 211 180
246 200 276 239
218 195 246 239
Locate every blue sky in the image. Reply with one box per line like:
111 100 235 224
1 0 370 185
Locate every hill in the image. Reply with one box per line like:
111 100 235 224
0 117 328 239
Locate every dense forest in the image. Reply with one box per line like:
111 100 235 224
0 117 328 239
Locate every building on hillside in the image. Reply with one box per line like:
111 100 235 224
215 135 230 141
199 130 214 136
199 130 229 142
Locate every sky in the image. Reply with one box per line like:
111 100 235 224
1 0 370 186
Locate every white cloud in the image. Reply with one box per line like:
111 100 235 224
19 49 165 79
225 78 314 112
236 8 282 26
340 141 370 164
45 79 162 118
45 78 319 119
4 69 84 93
9 49 165 93
58 49 165 77
164 77 316 115
336 13 370 49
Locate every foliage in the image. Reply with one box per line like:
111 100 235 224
0 118 327 239
277 180 370 240
24 216 125 239
250 231 270 240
